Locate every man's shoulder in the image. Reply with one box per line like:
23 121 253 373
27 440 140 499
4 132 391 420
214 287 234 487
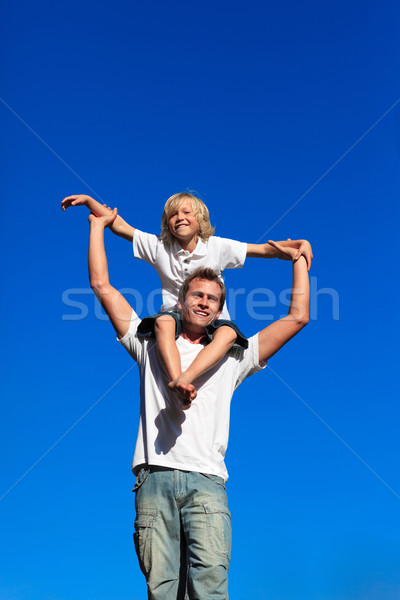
118 310 147 361
230 333 265 379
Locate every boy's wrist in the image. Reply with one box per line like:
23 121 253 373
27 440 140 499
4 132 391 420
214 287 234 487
86 197 97 210
79 195 93 207
110 217 122 231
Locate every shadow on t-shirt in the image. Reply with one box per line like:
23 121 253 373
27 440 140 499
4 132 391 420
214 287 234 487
154 400 186 455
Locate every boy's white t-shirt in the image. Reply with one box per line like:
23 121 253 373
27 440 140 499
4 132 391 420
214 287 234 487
119 310 265 482
133 230 247 319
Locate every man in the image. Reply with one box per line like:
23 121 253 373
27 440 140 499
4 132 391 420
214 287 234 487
88 208 310 600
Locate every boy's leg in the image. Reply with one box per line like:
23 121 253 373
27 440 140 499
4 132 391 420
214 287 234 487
173 326 237 388
149 314 197 408
154 315 182 382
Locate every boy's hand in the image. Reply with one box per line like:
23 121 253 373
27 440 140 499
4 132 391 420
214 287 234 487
267 240 298 262
61 194 94 211
62 195 135 242
268 239 313 269
88 208 118 229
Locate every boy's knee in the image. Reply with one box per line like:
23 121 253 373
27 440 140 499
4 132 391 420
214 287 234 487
154 314 177 334
213 325 237 344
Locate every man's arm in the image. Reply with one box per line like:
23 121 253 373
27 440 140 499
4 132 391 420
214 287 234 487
62 194 135 242
88 209 133 339
247 239 313 270
257 241 310 364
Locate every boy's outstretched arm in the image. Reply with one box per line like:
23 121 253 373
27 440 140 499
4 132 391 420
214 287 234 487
257 241 310 365
62 194 135 242
88 208 133 339
247 239 313 270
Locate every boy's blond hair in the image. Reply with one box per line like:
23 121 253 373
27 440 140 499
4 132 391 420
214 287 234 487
160 192 215 245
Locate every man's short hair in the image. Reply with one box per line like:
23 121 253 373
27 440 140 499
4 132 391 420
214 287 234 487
178 268 226 313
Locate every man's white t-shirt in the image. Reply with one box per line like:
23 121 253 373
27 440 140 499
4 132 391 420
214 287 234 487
119 310 265 482
133 230 247 319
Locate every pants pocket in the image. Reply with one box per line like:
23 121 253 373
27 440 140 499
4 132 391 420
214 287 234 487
133 508 158 577
203 501 232 564
201 472 227 490
132 466 151 492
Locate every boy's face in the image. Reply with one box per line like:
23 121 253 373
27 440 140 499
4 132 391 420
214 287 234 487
178 278 222 330
168 198 199 244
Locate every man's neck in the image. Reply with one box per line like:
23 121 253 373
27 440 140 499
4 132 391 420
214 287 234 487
180 328 207 345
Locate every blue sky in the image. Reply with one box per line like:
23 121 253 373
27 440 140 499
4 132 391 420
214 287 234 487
1 1 400 599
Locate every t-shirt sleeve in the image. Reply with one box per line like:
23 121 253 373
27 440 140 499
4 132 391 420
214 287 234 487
233 333 266 389
133 229 160 266
216 236 247 270
117 310 144 364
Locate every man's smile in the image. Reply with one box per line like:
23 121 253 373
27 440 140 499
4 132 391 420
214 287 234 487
192 309 209 317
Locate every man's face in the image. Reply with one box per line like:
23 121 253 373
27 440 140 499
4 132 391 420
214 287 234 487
178 278 222 330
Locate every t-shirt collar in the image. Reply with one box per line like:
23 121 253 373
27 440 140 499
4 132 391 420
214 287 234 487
173 237 208 257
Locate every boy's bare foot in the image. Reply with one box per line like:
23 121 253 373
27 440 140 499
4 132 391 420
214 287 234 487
168 380 197 409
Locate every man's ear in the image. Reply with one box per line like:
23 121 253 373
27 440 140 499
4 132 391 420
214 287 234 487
177 299 183 310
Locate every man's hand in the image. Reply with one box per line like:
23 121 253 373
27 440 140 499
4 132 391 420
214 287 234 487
291 239 313 270
88 208 118 229
168 377 197 410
